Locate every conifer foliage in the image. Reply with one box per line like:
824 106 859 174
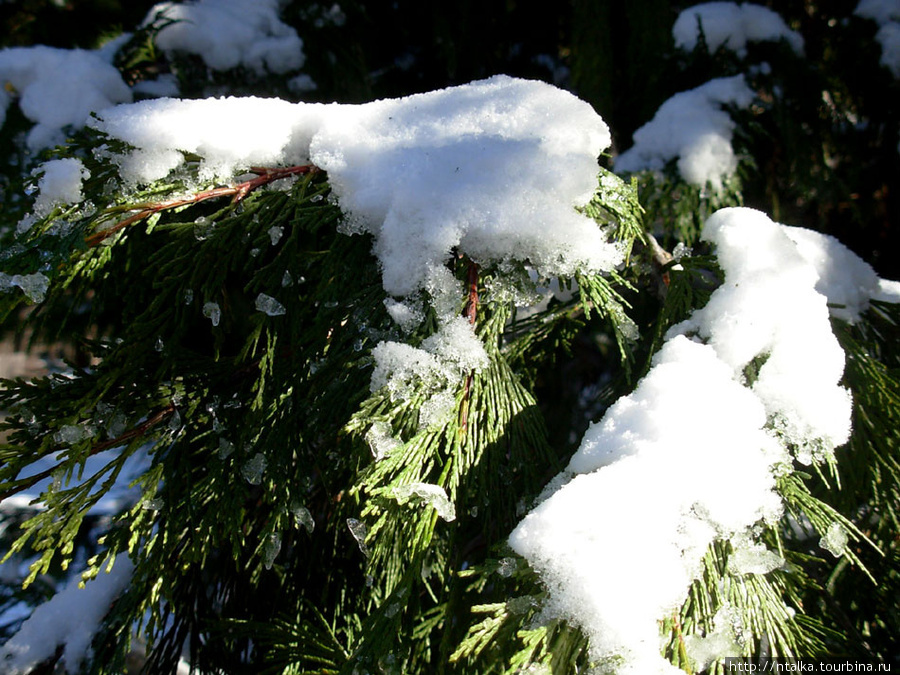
0 2 898 674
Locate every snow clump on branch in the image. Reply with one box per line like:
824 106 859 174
510 206 899 673
672 2 804 57
614 76 755 189
145 0 306 76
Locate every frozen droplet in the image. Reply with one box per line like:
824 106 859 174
347 518 369 556
263 532 282 569
183 289 194 305
255 293 286 316
142 497 164 511
506 595 537 614
53 424 93 445
391 483 456 522
218 438 235 459
365 421 400 461
311 194 324 203
819 522 849 557
155 337 165 352
3 272 51 303
203 301 221 326
267 226 284 245
281 270 293 287
292 505 315 533
107 411 128 439
241 453 268 485
168 408 182 433
250 248 261 257
496 557 517 577
193 215 214 240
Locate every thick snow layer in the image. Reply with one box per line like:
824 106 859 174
0 45 132 150
90 76 621 299
671 209 852 454
510 336 785 673
509 206 893 671
614 76 754 188
146 0 306 75
0 557 133 674
673 2 804 56
856 0 900 77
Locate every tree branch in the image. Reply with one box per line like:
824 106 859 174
85 165 319 247
0 404 177 503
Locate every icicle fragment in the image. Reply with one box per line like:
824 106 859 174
292 504 315 533
391 483 456 522
0 272 51 303
255 293 286 316
202 301 221 326
347 518 369 556
365 421 400 461
267 225 284 245
263 532 282 569
241 453 268 485
819 522 848 557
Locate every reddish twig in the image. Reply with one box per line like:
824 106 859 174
460 261 480 433
85 165 318 247
0 403 177 503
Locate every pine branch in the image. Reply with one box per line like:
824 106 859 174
85 164 319 247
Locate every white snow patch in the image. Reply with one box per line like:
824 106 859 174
856 0 900 77
510 206 882 671
780 226 881 323
510 336 784 673
671 209 852 453
31 158 90 219
0 45 132 150
673 2 804 56
614 76 755 188
145 0 305 75
855 0 900 25
0 557 133 675
90 76 621 299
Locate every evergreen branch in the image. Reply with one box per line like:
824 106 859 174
0 404 176 503
85 164 319 247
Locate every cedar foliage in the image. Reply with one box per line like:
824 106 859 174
0 2 898 673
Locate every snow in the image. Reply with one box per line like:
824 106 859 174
509 206 900 671
856 0 900 25
673 2 804 57
672 209 852 455
145 0 306 75
856 0 900 77
89 76 621 300
81 76 624 398
0 556 133 675
31 158 90 219
781 225 881 323
614 76 755 188
0 45 132 150
510 336 785 674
